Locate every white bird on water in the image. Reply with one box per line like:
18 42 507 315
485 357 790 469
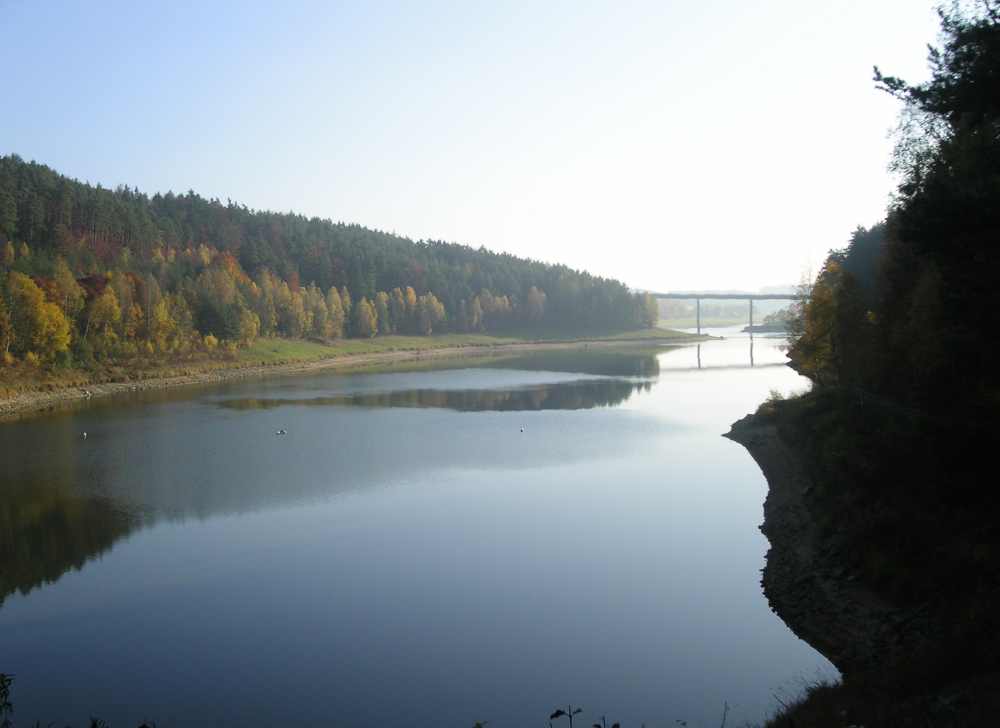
82 432 87 439
276 429 287 435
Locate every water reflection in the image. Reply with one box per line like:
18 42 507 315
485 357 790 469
0 336 834 728
0 349 665 604
218 377 653 413
0 476 141 606
477 348 662 378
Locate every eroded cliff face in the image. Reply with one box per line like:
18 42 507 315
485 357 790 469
725 413 938 685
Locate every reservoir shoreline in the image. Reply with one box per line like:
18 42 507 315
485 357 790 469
0 333 706 420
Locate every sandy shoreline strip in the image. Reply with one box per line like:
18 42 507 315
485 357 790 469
0 334 703 420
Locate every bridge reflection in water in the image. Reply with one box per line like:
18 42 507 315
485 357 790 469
689 341 781 370
659 328 791 373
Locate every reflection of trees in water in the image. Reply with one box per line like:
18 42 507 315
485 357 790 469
0 414 143 606
0 350 664 605
220 377 654 413
481 349 664 379
0 477 138 606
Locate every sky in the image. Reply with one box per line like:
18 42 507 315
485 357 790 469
1 0 941 292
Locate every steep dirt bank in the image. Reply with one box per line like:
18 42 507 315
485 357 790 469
0 335 699 420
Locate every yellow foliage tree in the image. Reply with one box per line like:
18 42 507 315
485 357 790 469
150 299 176 353
353 296 378 338
86 287 122 353
52 258 85 320
35 301 71 362
0 295 11 355
4 272 70 363
417 293 445 334
326 287 345 339
237 307 260 346
374 291 391 334
124 302 144 340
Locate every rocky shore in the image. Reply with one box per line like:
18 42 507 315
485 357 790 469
726 409 1000 726
725 413 938 682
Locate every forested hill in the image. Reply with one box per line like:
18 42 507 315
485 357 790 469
0 155 657 366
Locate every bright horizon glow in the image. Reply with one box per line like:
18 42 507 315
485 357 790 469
1 1 940 292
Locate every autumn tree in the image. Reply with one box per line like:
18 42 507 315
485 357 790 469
150 299 176 352
85 286 122 354
0 288 13 356
353 296 378 337
237 307 260 346
275 281 306 337
143 274 163 335
35 301 71 363
340 286 352 335
4 272 70 362
390 288 407 332
416 293 445 334
52 258 85 321
525 286 547 322
400 286 416 333
123 303 144 341
469 295 483 332
326 286 345 339
374 291 392 334
304 284 329 339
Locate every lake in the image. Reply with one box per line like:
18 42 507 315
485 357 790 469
0 328 834 727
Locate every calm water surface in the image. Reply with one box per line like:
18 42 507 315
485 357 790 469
0 329 833 727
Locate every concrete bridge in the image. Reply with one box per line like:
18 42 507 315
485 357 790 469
652 291 806 334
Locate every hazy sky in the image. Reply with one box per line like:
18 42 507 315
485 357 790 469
2 0 940 291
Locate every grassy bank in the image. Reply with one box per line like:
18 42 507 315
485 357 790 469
238 327 690 366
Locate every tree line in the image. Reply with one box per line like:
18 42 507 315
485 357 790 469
0 156 658 368
789 1 1000 413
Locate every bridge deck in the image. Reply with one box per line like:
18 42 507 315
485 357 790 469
653 292 804 300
